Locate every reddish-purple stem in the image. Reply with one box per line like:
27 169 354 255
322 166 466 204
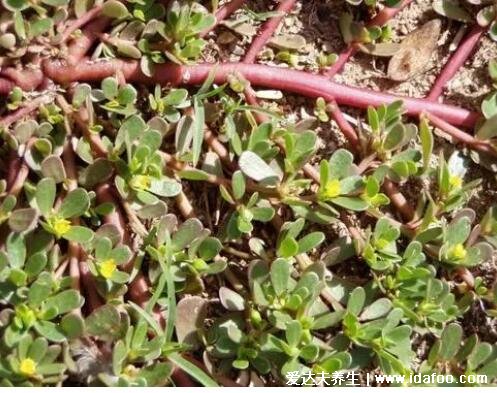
327 101 360 147
43 60 480 128
243 0 297 64
0 68 44 94
383 178 414 222
427 25 486 101
242 0 297 122
326 45 356 79
66 16 110 65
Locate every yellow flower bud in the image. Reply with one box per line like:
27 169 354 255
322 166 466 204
52 217 71 237
100 259 117 279
449 243 467 260
449 175 463 189
321 179 341 199
130 175 151 190
19 358 36 377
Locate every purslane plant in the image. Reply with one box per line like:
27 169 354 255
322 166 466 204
1 0 497 387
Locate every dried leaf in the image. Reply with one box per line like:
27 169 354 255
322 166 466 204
269 34 306 51
388 20 441 82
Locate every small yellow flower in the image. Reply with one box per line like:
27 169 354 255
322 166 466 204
321 179 341 199
449 175 463 189
449 243 467 260
99 258 117 279
52 217 71 237
375 238 390 250
19 358 36 377
130 175 151 190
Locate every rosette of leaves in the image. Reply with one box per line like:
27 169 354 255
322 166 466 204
208 261 331 376
243 121 318 187
5 87 24 111
220 169 275 239
87 236 132 298
113 115 182 206
38 103 64 125
145 215 226 292
364 102 422 181
100 0 165 62
276 124 318 195
0 335 66 386
246 260 332 332
439 214 490 267
1 270 84 345
98 321 173 387
372 240 468 332
34 178 94 243
91 77 138 118
433 0 497 41
318 149 369 211
361 218 402 271
342 288 414 375
148 85 190 123
162 0 215 64
0 233 48 297
206 313 273 375
420 324 497 385
275 218 325 259
0 0 67 48
4 118 62 174
262 319 322 376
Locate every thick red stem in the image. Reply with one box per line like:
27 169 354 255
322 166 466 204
66 16 110 65
243 0 297 64
43 60 480 128
0 67 44 92
427 25 486 102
